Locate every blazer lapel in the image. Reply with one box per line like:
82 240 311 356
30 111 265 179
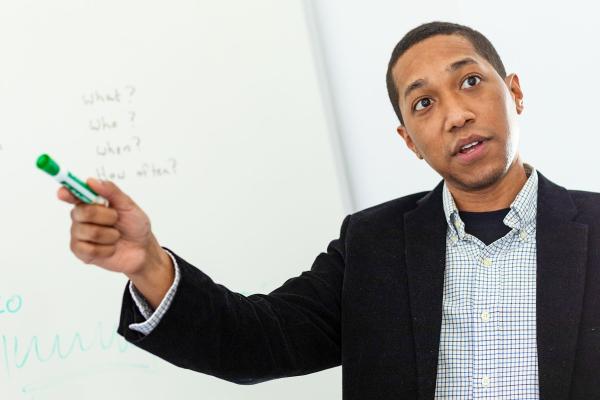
404 181 447 399
536 172 588 400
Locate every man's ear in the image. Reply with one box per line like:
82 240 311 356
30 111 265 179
505 73 524 114
396 125 423 159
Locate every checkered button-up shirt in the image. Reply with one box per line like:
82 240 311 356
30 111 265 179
434 164 539 399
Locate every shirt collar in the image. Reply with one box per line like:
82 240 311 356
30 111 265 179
442 163 538 239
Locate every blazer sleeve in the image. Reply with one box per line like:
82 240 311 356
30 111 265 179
117 214 351 384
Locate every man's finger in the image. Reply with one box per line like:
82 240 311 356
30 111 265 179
57 187 81 205
70 239 117 265
87 179 136 212
71 203 119 226
71 223 121 245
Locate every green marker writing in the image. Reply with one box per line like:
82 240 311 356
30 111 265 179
36 154 109 206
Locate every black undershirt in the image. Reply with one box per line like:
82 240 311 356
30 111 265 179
458 208 512 246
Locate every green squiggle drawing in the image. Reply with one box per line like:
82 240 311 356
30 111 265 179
1 322 131 377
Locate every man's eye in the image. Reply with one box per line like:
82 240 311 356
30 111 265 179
461 75 481 89
414 98 432 111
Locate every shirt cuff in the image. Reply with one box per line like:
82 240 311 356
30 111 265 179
128 248 181 335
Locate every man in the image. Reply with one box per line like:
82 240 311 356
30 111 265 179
59 21 600 399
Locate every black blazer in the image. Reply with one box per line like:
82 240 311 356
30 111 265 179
118 171 600 400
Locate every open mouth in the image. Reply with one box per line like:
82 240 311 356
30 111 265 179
455 139 488 163
458 140 484 154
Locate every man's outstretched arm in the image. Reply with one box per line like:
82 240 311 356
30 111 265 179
59 178 350 384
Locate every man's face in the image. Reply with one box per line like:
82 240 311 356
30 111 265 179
393 34 524 191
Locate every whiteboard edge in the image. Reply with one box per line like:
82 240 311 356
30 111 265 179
301 0 356 215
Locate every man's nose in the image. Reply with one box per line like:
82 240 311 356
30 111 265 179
443 98 476 132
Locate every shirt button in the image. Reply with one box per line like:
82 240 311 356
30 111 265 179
480 311 490 322
450 235 458 244
519 230 528 241
482 258 493 267
481 375 491 387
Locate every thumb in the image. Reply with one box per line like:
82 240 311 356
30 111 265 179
87 178 136 211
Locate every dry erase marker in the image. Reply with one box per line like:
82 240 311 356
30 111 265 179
36 154 109 206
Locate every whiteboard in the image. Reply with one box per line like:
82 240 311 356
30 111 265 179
0 1 349 399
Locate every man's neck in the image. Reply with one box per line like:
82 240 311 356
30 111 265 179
448 159 528 212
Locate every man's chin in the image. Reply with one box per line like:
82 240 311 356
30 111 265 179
448 164 507 191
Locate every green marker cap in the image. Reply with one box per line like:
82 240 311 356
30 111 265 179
36 154 60 176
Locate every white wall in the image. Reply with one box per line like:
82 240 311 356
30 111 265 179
311 0 600 211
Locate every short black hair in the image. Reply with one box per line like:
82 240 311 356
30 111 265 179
386 21 507 125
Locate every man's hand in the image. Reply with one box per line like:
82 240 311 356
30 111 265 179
58 178 174 308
